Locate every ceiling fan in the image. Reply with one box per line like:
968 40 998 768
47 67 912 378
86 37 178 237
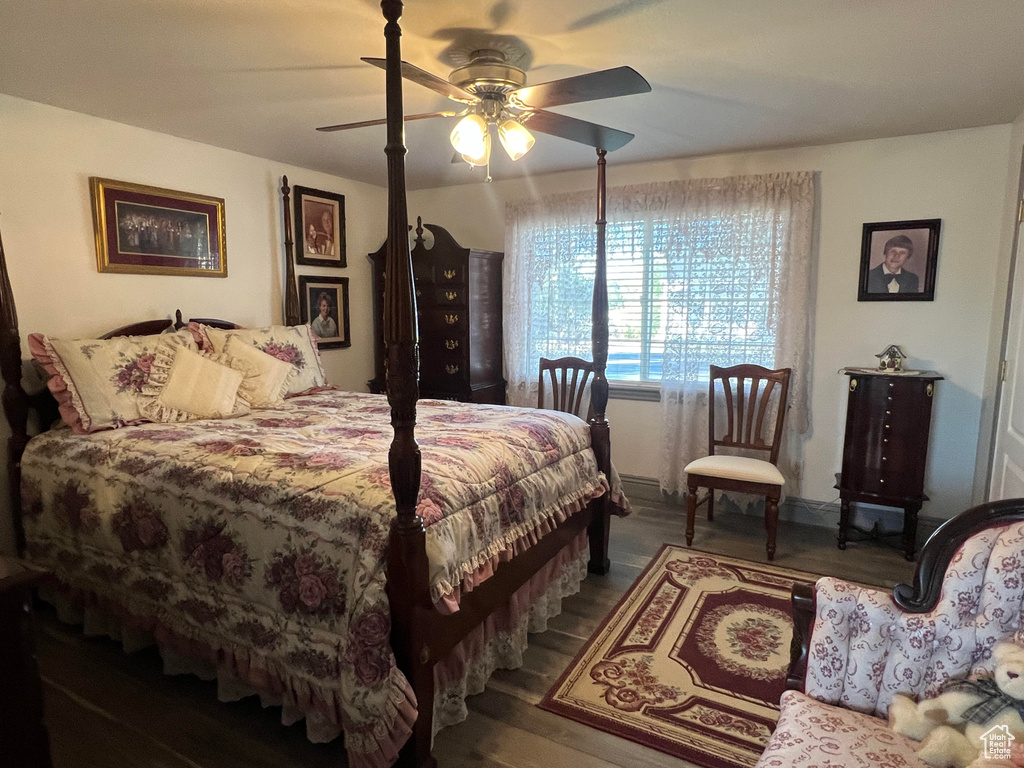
317 48 651 176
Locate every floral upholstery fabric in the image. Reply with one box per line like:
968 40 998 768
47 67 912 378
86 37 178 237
21 390 612 768
755 690 926 768
804 521 1024 719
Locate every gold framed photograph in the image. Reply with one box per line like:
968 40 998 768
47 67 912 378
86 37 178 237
90 177 227 277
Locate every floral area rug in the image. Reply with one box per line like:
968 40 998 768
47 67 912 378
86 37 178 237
540 545 817 768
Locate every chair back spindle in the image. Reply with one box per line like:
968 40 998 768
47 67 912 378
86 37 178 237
538 357 595 420
709 364 791 466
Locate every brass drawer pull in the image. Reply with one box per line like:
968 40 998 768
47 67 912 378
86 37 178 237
443 269 456 280
445 291 458 301
445 339 459 350
445 364 459 375
444 313 458 325
926 383 933 397
850 378 857 392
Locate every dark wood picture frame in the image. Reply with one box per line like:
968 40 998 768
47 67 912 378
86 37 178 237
293 185 346 268
299 274 350 349
857 218 940 302
91 177 227 277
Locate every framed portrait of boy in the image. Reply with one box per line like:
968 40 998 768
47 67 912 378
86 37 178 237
293 185 346 268
299 275 350 349
857 219 940 302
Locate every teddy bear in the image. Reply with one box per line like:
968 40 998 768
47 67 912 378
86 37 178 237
888 641 1024 768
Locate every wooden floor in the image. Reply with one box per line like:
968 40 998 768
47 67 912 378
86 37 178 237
36 497 918 768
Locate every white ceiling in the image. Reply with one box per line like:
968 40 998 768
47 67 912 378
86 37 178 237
2 0 1023 190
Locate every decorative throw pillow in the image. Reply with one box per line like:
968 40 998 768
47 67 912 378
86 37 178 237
138 338 250 422
221 334 295 407
28 329 198 434
191 323 326 395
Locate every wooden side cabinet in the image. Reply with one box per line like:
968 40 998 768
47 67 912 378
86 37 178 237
368 219 506 404
836 369 942 560
0 556 52 768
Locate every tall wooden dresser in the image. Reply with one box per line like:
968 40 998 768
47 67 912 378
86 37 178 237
836 368 942 560
368 220 506 404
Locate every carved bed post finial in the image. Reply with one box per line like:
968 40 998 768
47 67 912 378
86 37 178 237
0 219 30 555
378 2 434 767
588 148 612 575
282 176 301 326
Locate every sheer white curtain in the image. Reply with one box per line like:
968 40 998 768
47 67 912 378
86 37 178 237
657 172 816 496
504 189 597 407
504 172 816 493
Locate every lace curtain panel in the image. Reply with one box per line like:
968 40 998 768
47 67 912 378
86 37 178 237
504 171 817 496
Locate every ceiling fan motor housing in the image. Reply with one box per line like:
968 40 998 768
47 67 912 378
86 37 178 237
449 49 527 96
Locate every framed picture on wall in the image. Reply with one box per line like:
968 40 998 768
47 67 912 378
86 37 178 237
857 219 941 302
90 178 227 277
293 185 346 268
299 275 350 349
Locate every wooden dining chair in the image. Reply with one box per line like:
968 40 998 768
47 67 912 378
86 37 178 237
538 357 595 420
684 364 792 560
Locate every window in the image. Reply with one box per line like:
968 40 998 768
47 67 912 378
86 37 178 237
527 214 778 383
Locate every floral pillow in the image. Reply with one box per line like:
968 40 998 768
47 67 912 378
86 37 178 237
138 337 251 422
28 329 198 434
191 323 326 396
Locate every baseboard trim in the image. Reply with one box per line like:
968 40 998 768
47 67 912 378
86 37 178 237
619 473 663 502
618 473 943 539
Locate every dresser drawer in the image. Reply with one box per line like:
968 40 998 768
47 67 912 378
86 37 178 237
421 308 466 335
434 286 466 307
434 262 465 285
421 348 468 387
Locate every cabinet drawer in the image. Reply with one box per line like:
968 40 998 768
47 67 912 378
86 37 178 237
421 350 468 386
434 286 466 307
421 308 466 335
434 262 464 285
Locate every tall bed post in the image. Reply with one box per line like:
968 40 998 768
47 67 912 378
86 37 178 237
587 148 612 575
377 2 433 768
281 176 301 326
0 223 29 556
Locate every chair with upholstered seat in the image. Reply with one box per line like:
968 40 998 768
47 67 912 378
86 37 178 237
538 356 595 420
684 364 792 560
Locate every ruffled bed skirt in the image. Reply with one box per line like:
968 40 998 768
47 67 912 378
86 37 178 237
39 529 590 765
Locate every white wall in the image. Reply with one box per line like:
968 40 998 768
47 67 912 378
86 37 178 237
0 94 387 552
975 112 1024 500
409 125 1014 521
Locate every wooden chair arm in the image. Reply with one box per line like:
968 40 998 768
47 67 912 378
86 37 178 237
786 581 816 691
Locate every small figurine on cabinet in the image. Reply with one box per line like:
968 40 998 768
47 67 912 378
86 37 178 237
875 344 907 372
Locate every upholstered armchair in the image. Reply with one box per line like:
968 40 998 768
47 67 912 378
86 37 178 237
757 499 1024 768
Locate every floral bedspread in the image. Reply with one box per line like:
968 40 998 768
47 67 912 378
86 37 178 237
20 390 611 765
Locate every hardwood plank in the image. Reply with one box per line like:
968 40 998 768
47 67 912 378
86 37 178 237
45 683 193 768
467 688 685 768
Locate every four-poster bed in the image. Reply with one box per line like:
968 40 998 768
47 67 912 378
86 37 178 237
0 3 619 767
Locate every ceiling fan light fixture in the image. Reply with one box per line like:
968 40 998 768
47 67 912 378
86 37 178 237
461 129 492 167
497 117 535 161
450 113 488 158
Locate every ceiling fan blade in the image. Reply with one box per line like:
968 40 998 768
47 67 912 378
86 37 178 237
510 66 650 109
522 110 635 152
361 57 477 104
317 111 456 132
